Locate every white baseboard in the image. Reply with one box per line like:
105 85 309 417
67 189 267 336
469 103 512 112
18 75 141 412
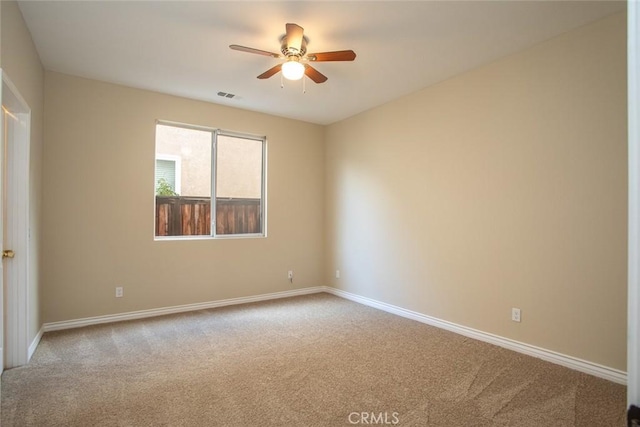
324 287 627 385
39 285 626 385
43 286 326 332
28 327 44 361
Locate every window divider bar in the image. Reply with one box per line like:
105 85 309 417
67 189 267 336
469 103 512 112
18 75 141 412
211 130 218 238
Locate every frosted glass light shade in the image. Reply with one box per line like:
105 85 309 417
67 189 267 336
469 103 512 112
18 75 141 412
282 60 305 80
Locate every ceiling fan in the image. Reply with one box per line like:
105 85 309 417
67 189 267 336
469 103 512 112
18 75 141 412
229 23 356 84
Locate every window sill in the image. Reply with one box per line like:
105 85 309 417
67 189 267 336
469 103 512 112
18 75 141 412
154 234 266 242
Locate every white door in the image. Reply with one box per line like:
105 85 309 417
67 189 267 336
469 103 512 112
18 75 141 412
0 72 4 374
1 70 31 370
629 0 640 411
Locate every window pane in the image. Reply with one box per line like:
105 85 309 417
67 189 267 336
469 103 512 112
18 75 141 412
155 124 212 237
215 134 263 235
155 159 176 193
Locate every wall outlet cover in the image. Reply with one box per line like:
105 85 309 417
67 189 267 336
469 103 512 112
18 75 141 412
512 308 521 322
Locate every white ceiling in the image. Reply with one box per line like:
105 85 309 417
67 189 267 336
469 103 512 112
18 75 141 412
18 1 625 125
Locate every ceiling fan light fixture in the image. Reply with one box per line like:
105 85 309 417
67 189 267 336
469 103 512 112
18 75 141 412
230 23 355 84
281 59 305 80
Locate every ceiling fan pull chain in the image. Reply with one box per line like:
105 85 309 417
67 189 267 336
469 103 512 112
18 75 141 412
303 76 306 94
280 73 284 88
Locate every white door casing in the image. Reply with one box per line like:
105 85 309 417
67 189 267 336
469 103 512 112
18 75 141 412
629 0 640 410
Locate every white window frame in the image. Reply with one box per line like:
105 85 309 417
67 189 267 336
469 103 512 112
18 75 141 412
212 129 267 239
154 120 267 240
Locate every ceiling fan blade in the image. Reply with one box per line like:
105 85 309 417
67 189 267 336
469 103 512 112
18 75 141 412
307 50 357 62
304 65 328 83
285 23 304 53
257 64 282 79
229 45 281 58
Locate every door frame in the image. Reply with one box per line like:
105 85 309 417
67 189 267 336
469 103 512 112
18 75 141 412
1 69 32 369
629 0 640 411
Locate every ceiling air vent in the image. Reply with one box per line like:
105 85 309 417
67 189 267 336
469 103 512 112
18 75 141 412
217 91 236 99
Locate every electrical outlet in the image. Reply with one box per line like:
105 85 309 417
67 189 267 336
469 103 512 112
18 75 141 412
512 308 521 322
115 287 123 298
336 270 340 279
287 271 293 282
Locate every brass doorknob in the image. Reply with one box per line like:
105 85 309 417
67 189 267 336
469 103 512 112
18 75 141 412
3 250 15 259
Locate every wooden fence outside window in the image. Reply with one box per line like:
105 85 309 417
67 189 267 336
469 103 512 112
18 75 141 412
155 196 261 236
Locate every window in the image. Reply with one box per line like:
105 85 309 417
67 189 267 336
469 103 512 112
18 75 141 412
155 155 181 195
154 122 266 238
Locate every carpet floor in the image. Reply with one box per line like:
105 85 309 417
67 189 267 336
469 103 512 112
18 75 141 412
0 293 626 426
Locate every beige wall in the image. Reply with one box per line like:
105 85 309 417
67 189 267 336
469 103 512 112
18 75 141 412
42 71 324 322
325 13 627 370
1 0 44 346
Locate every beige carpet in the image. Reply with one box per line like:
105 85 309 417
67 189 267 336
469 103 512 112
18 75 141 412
0 293 626 426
